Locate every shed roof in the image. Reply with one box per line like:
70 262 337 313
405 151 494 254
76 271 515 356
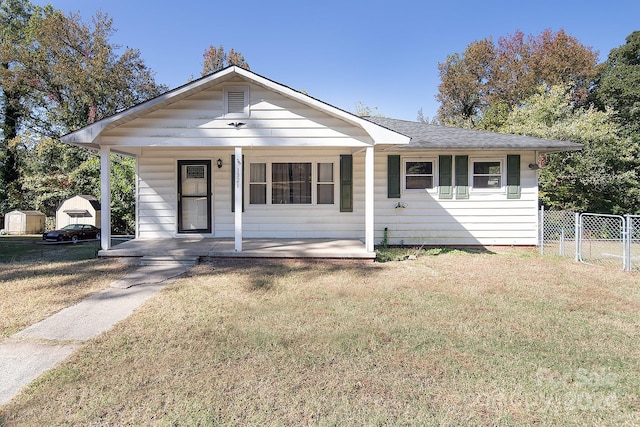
57 195 101 212
364 117 583 152
6 210 45 216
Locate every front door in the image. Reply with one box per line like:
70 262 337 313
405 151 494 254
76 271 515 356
178 160 212 233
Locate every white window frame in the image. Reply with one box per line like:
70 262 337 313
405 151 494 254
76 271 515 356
469 157 505 192
246 159 337 206
403 157 438 193
249 163 267 205
316 162 335 205
224 86 250 118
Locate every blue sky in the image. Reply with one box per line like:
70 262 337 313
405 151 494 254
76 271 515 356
32 0 639 121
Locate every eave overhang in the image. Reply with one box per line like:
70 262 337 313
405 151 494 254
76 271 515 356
61 66 410 148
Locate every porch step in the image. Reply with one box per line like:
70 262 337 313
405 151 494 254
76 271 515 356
139 256 199 267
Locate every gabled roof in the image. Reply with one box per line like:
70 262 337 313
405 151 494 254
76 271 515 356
61 66 410 148
56 195 101 212
364 117 583 152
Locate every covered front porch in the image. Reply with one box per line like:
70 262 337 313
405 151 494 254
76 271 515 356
99 238 376 260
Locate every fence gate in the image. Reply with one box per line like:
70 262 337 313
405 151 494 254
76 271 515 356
539 209 577 259
628 215 640 271
578 213 626 270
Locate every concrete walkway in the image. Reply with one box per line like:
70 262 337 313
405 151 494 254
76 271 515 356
0 265 189 406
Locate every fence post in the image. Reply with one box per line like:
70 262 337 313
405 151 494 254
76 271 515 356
539 206 545 255
575 213 581 262
625 215 632 271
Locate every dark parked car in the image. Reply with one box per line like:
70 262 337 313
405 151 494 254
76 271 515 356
43 224 101 243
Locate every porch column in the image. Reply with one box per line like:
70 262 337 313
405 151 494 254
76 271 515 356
234 147 243 252
100 145 111 251
365 146 374 252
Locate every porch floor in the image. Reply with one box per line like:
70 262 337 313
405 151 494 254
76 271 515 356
99 238 376 260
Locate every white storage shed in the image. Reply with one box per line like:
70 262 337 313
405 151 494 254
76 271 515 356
56 195 102 229
3 210 46 235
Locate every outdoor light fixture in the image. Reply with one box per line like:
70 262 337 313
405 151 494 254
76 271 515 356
217 159 223 169
528 163 542 170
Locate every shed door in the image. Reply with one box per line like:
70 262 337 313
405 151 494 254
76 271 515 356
178 160 212 233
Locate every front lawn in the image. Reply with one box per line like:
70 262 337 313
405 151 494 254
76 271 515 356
0 235 100 263
0 236 135 338
1 250 639 425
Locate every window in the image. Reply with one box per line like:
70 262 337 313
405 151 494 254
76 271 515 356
247 161 335 205
272 163 312 204
249 163 266 204
224 86 249 117
472 160 502 189
404 158 435 191
317 163 334 204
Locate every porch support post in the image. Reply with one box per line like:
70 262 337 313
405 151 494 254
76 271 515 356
365 146 374 252
234 146 243 252
100 145 111 251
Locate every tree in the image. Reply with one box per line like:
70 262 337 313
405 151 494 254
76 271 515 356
20 8 166 135
354 101 384 117
201 44 249 76
1 5 166 232
437 29 601 126
501 84 639 214
592 31 640 135
0 0 34 214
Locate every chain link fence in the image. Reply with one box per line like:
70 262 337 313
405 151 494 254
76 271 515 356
539 210 577 259
539 208 638 271
629 215 640 272
579 214 625 269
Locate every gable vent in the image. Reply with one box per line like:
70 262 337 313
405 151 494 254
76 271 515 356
224 86 249 117
227 90 246 114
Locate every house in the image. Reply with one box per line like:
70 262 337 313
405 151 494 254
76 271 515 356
56 195 101 229
61 66 581 256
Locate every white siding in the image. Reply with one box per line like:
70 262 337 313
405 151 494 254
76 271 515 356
102 80 372 148
120 77 541 245
138 148 540 245
374 150 539 246
136 147 366 239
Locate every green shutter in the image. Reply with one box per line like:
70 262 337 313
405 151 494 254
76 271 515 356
340 155 353 212
506 154 521 199
455 155 469 199
387 155 401 198
438 155 453 199
231 155 245 212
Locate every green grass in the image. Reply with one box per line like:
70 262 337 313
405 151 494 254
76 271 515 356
0 235 100 263
1 252 640 425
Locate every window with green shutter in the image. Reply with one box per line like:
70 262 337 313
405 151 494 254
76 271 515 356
455 155 469 199
439 155 453 199
506 154 521 199
387 155 401 198
340 155 353 212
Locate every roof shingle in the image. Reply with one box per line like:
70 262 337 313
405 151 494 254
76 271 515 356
364 117 583 152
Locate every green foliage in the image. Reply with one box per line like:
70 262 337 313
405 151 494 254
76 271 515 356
593 31 640 136
437 29 600 125
19 8 167 135
109 156 136 234
502 84 640 213
1 1 162 231
1 0 34 214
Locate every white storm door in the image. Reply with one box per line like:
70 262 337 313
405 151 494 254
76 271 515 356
178 160 212 233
